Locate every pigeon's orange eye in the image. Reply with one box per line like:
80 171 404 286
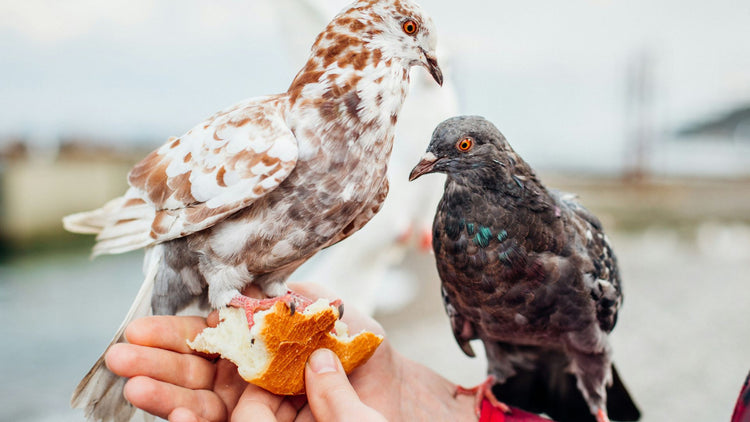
456 137 474 152
402 19 418 35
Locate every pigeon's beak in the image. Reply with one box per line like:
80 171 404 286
409 152 438 181
421 49 443 86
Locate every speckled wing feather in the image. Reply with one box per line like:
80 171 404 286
552 189 622 333
441 284 477 357
79 96 298 256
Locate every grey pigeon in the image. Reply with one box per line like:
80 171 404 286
409 116 640 422
63 1 442 420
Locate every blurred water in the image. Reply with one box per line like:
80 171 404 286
2 223 749 421
0 250 143 422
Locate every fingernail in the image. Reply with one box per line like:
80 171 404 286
309 349 338 374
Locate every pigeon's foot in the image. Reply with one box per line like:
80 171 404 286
229 292 343 329
455 375 510 417
286 293 344 319
229 291 313 329
596 408 610 422
329 297 344 319
285 292 344 320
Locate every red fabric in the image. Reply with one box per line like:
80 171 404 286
479 399 505 422
479 399 554 422
732 372 750 422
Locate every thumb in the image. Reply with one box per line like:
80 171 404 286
305 349 386 422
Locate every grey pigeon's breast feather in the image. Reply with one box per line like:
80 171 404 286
434 178 619 349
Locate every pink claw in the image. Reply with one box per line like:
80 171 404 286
229 291 343 329
455 375 510 417
229 291 312 329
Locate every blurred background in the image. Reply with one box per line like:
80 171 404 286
1 0 749 421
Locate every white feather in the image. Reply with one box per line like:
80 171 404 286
63 197 127 235
267 137 297 161
92 233 153 258
209 219 261 260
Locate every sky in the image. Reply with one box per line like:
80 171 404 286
1 0 749 173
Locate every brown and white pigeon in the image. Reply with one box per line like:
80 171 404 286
409 116 640 422
64 1 442 420
270 0 458 316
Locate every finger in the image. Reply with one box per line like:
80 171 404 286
287 395 308 411
305 349 386 421
169 407 211 422
274 399 301 422
124 376 226 422
106 343 215 390
206 310 220 328
229 384 285 422
211 359 247 415
294 406 315 422
125 315 208 353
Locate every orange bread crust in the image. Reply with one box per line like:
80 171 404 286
190 301 383 396
250 301 382 395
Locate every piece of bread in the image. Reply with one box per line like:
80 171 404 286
187 299 383 395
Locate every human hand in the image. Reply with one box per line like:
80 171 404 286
104 314 248 421
105 282 387 421
105 282 476 421
212 348 387 422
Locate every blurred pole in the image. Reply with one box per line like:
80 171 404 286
624 49 655 182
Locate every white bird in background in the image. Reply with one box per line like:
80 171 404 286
273 0 460 315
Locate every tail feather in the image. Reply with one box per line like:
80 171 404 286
63 196 155 256
92 232 153 258
70 361 146 422
490 347 641 422
94 220 151 243
63 197 128 235
71 246 161 422
606 366 642 421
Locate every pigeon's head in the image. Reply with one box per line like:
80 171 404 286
340 0 443 85
409 115 513 181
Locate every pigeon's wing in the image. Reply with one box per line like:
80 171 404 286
554 191 623 333
441 285 477 357
324 178 389 248
83 96 298 256
553 188 603 232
